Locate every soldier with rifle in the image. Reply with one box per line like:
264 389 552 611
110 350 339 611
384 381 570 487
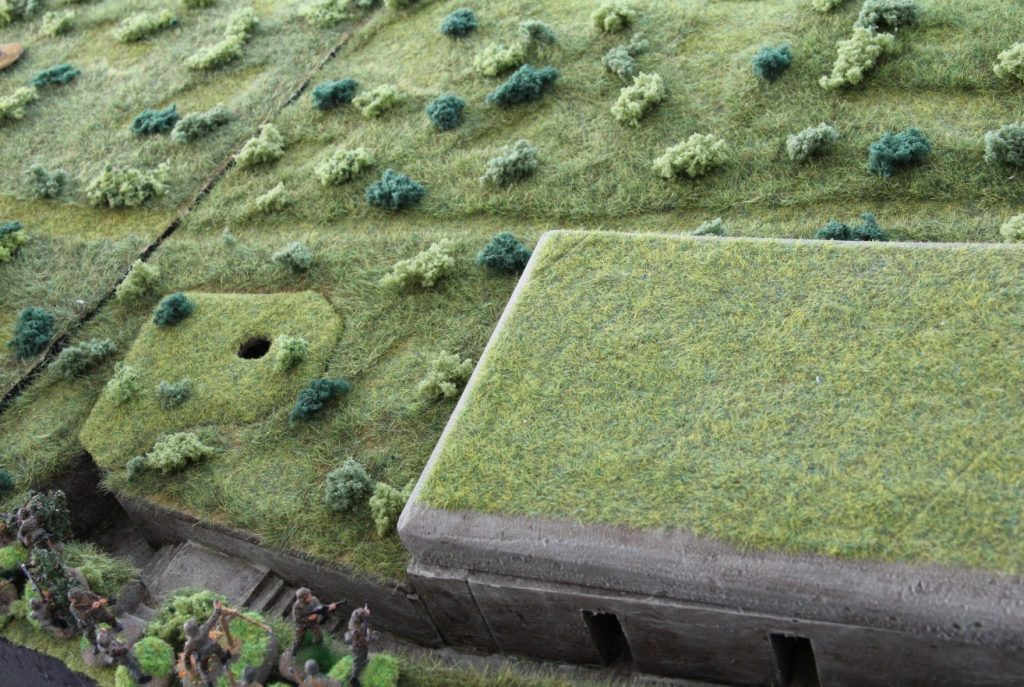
183 599 233 687
68 586 122 649
343 605 377 687
21 562 74 633
289 587 344 657
95 626 152 684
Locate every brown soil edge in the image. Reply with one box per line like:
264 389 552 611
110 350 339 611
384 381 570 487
0 43 24 71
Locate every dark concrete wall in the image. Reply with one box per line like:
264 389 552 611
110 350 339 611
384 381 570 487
0 639 97 687
47 452 122 539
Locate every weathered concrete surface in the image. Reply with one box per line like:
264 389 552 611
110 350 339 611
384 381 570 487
407 562 497 651
117 495 441 647
0 638 97 686
143 541 269 606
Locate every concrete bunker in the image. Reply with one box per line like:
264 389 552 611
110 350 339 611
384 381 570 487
770 633 820 687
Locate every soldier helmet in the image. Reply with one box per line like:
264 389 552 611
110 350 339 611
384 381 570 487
304 659 320 676
183 617 200 637
67 586 88 601
242 666 257 683
295 587 311 599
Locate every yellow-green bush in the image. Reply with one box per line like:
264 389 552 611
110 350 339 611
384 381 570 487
1001 214 1024 242
611 72 664 126
86 162 170 208
104 363 141 405
113 9 176 42
352 85 399 118
820 27 895 90
418 351 474 400
380 240 456 289
186 7 257 70
126 431 215 477
591 1 637 34
369 481 413 537
315 147 373 185
0 86 39 125
652 134 729 179
994 43 1024 83
235 123 284 169
39 10 74 37
115 260 160 301
251 182 291 213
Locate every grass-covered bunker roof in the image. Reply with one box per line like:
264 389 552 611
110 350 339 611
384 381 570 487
418 231 1024 574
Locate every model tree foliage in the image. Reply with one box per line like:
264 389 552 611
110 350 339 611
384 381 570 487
440 8 476 38
30 63 79 88
155 379 192 409
273 335 308 372
127 432 214 477
652 134 729 179
52 338 116 378
153 292 195 326
114 9 176 42
752 44 792 82
290 378 351 423
994 43 1024 83
486 64 559 106
25 164 70 198
104 363 140 405
1000 214 1024 243
476 233 531 273
867 127 931 177
591 1 637 33
235 123 285 169
272 241 313 272
170 104 233 144
855 0 919 33
426 94 466 131
819 27 895 90
315 147 373 185
814 212 889 241
480 139 538 186
380 240 457 289
352 84 399 118
8 306 54 360
131 104 179 136
0 221 28 263
86 163 169 208
612 72 664 126
984 123 1024 168
786 122 839 163
116 260 160 301
365 169 425 210
311 78 358 110
324 458 372 513
418 351 474 400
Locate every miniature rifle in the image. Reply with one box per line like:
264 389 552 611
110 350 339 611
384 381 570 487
309 598 346 624
19 563 50 603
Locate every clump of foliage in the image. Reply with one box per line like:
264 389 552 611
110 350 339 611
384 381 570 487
441 7 475 38
472 41 527 77
591 1 636 33
235 123 285 169
39 10 74 37
426 94 465 131
476 233 531 273
855 0 919 33
0 470 14 498
384 0 417 8
311 78 358 110
329 653 401 685
984 122 1024 168
25 164 70 198
0 221 28 262
153 292 195 326
819 27 895 90
418 351 474 400
170 104 233 143
369 481 413 537
1000 214 1024 243
289 378 351 423
272 241 313 272
352 84 399 118
86 162 169 208
653 134 729 179
145 590 226 644
324 458 372 513
186 7 258 70
602 33 648 82
52 338 116 378
867 127 930 177
315 147 373 185
811 0 847 11
0 86 39 125
518 19 555 46
994 43 1024 83
752 44 792 82
611 72 664 126
691 218 726 236
30 63 79 88
273 335 308 372
0 0 41 27
786 122 839 163
114 9 176 42
814 212 888 241
130 104 179 136
127 431 215 477
480 139 538 186
251 182 291 213
116 260 160 302
486 64 558 106
24 491 71 543
302 0 349 28
131 637 174 680
183 0 216 8
7 306 53 360
155 379 192 409
380 240 456 289
104 363 140 405
365 169 425 210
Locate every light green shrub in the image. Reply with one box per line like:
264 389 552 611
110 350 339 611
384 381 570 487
380 240 456 289
113 9 176 42
786 122 839 162
611 72 664 126
170 104 233 143
272 241 312 272
183 0 215 7
384 0 417 9
315 147 373 185
691 218 725 236
52 338 116 378
104 363 140 405
352 85 399 118
273 335 308 372
0 0 40 27
86 162 169 208
155 379 192 409
132 637 174 680
0 222 27 263
369 481 413 537
115 260 160 301
324 458 372 513
329 653 400 686
302 0 349 27
994 43 1024 83
26 164 70 198
0 86 39 125
984 123 1024 168
39 10 74 36
235 123 284 169
472 42 527 77
591 1 636 33
481 139 538 186
602 33 648 82
418 351 474 400
251 182 291 213
186 7 257 71
145 590 227 644
1001 214 1024 243
127 432 215 477
819 27 895 90
652 134 729 179
811 0 847 11
855 0 919 33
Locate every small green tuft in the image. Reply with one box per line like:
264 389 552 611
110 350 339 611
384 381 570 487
273 335 308 372
652 134 729 179
235 123 285 169
352 84 399 118
1000 214 1024 243
251 182 292 213
8 306 54 360
30 63 79 88
86 162 169 208
480 140 538 187
104 363 140 405
476 233 531 273
365 169 425 210
752 44 792 82
855 0 919 33
324 458 372 513
611 72 664 126
272 241 313 272
153 292 195 326
290 378 351 423
440 8 475 38
155 379 192 409
418 351 474 400
113 9 177 42
786 122 839 163
116 260 161 302
867 127 930 177
691 218 726 236
312 78 358 110
171 104 233 144
486 64 558 106
994 43 1024 83
591 1 637 34
52 338 116 379
25 164 70 198
130 104 179 136
984 123 1024 168
128 431 215 476
369 481 413 537
316 147 373 185
814 212 888 241
819 26 895 90
381 240 456 289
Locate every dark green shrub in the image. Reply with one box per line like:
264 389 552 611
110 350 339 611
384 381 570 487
441 8 475 38
312 78 358 110
855 0 918 33
425 94 465 131
130 104 179 136
752 44 792 82
170 104 233 143
480 139 538 186
0 470 14 498
8 306 54 360
984 123 1024 168
518 19 555 46
867 127 930 177
30 63 80 88
156 379 192 409
289 378 351 423
86 163 169 208
691 218 726 236
25 164 70 198
476 233 531 273
814 212 888 241
0 220 28 262
52 338 116 378
153 292 195 326
365 169 425 211
324 458 372 512
486 64 558 106
272 241 312 272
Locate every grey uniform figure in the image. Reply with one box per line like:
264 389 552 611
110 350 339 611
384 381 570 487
290 587 338 656
343 606 376 687
301 659 342 687
95 626 151 684
241 666 264 686
183 599 232 687
68 586 122 649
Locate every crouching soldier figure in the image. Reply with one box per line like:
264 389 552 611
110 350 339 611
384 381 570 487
183 599 233 687
290 588 339 657
301 659 341 687
95 626 151 684
68 586 122 650
344 606 377 687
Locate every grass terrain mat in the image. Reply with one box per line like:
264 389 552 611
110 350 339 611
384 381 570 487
420 231 1024 574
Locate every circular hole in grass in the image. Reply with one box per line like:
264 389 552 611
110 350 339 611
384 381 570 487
237 337 271 360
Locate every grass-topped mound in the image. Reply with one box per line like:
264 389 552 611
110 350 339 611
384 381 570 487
81 291 341 469
419 231 1024 574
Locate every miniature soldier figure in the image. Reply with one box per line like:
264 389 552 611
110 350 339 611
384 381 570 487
240 666 264 687
95 626 152 684
290 588 339 656
301 659 341 687
343 606 377 687
183 599 232 687
68 586 122 649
